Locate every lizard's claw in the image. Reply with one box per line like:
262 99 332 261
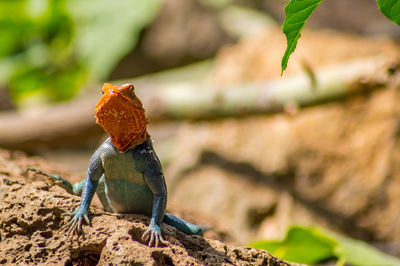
141 223 168 247
61 209 91 237
162 226 174 235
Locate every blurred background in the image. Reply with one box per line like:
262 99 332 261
2 0 400 264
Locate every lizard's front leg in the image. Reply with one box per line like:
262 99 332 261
141 190 172 247
62 150 104 235
139 150 172 247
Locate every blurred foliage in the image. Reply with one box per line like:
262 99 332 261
250 225 400 265
0 0 162 104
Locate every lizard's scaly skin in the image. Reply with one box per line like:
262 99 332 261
95 83 148 152
59 83 203 247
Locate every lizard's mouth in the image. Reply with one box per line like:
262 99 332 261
94 84 148 152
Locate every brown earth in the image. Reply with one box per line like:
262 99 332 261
0 150 296 265
163 28 400 251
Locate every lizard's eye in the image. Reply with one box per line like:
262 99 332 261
120 83 135 98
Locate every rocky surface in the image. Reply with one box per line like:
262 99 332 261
0 150 295 265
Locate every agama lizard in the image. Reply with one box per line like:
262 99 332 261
32 83 203 247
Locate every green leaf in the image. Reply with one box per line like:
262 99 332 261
281 0 323 74
323 229 400 266
377 0 400 26
250 226 400 265
0 0 84 103
250 226 335 264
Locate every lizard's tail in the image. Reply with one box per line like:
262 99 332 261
163 213 208 236
26 167 84 196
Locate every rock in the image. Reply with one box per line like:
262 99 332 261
0 151 295 265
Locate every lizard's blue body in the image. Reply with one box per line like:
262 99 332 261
54 136 202 246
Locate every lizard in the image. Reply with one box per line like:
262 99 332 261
30 83 204 247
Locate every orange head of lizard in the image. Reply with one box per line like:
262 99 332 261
94 83 148 152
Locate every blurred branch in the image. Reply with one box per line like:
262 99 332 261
141 57 396 119
0 57 397 152
0 96 102 152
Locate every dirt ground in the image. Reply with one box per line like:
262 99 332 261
0 150 296 265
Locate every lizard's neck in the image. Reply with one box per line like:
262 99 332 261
110 127 148 152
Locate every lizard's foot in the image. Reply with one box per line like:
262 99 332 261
61 209 91 237
141 223 169 247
